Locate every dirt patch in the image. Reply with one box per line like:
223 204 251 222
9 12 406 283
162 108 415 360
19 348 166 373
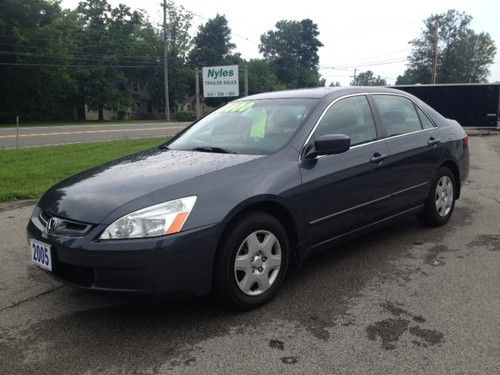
367 318 410 350
280 356 298 365
0 200 37 213
409 326 444 346
424 244 455 267
269 339 285 350
467 234 499 252
381 301 426 323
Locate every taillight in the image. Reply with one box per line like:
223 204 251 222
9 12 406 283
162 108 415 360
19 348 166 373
463 134 469 146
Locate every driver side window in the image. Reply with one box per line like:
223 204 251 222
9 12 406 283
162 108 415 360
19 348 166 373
314 96 377 146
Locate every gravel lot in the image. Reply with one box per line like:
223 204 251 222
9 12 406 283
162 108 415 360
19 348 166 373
0 136 498 374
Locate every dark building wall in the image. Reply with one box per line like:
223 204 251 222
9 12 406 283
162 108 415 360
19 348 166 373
393 84 500 127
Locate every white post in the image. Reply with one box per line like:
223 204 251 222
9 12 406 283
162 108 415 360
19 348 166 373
15 115 20 149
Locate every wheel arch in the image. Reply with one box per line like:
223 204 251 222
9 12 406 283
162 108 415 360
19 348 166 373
214 196 304 270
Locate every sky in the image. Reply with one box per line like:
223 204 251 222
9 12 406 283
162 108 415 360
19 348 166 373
61 0 500 85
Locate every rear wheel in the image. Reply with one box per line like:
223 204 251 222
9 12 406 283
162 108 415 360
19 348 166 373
418 166 456 227
213 212 289 310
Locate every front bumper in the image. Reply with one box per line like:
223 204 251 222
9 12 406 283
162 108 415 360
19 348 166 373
27 212 220 295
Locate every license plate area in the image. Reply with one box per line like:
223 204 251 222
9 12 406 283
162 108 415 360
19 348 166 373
30 239 52 271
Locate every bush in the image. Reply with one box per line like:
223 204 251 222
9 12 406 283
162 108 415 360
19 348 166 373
172 110 196 122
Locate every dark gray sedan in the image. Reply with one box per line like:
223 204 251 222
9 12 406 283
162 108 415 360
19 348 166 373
27 87 469 309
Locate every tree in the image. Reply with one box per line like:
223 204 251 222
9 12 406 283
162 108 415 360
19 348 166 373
188 14 235 67
166 1 193 63
147 1 194 112
396 10 496 84
0 0 79 122
351 70 387 86
188 14 239 107
75 0 159 120
259 19 324 88
247 59 284 94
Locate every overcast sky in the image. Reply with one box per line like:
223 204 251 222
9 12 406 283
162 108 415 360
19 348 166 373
61 0 500 85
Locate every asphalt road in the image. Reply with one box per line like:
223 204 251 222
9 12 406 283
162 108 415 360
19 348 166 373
0 136 498 374
0 122 190 148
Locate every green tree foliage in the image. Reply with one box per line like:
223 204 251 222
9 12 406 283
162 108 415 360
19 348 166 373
148 1 194 112
74 0 160 119
0 0 77 121
259 19 324 88
189 14 235 67
351 70 387 86
247 59 285 94
396 10 497 84
0 0 164 121
188 14 239 107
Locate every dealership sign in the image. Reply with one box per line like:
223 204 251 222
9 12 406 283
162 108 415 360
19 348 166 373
202 65 239 98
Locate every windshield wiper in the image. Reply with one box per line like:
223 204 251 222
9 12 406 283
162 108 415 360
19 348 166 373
192 146 237 154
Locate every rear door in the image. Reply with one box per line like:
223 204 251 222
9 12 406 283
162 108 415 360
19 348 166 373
300 95 393 248
370 94 444 211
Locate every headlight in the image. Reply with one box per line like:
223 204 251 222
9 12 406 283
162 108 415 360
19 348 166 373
100 196 197 240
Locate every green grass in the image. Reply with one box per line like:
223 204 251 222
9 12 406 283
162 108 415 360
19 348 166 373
0 138 165 202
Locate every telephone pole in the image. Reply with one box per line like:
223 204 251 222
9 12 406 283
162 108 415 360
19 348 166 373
431 19 439 84
349 68 357 85
162 0 170 121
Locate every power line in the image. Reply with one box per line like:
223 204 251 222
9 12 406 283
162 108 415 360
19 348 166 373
189 11 260 45
320 58 406 70
0 62 160 68
326 49 408 65
0 50 160 63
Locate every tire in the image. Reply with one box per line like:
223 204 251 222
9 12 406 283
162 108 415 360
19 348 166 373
418 166 457 227
213 211 289 310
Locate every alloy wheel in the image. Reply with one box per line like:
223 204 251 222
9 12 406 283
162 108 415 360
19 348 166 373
435 175 454 217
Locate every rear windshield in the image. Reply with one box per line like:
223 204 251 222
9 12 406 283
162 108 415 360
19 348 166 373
167 98 319 155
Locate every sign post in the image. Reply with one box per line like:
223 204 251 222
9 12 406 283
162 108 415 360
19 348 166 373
195 67 201 120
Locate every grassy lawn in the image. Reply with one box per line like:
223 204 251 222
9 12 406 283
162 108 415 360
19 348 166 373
0 138 165 202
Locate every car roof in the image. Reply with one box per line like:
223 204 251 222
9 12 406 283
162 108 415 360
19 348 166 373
242 86 408 100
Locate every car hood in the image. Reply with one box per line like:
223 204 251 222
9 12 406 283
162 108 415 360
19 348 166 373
38 148 262 224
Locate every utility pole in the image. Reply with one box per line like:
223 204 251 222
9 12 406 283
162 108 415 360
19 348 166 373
244 64 249 96
162 0 171 121
349 68 357 85
431 19 439 84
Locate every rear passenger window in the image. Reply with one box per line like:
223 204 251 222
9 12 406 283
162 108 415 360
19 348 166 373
314 96 377 146
416 106 435 129
372 95 423 137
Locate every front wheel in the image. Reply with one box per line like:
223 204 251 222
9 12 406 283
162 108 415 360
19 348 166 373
418 166 457 227
213 212 289 310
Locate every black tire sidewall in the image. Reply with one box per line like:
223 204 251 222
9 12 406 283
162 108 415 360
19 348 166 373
214 212 289 310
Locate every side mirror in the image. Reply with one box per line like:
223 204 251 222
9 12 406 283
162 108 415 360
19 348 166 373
306 134 351 158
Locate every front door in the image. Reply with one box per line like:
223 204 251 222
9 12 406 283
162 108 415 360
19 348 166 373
300 95 393 248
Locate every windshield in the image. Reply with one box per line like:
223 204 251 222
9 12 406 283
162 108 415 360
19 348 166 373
166 98 319 155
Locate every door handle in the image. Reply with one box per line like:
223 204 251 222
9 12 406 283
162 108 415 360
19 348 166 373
428 137 441 146
370 153 388 163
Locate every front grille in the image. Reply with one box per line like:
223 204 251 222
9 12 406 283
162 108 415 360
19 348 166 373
39 211 92 236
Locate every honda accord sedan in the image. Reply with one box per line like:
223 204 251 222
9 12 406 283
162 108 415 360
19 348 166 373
28 87 469 309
